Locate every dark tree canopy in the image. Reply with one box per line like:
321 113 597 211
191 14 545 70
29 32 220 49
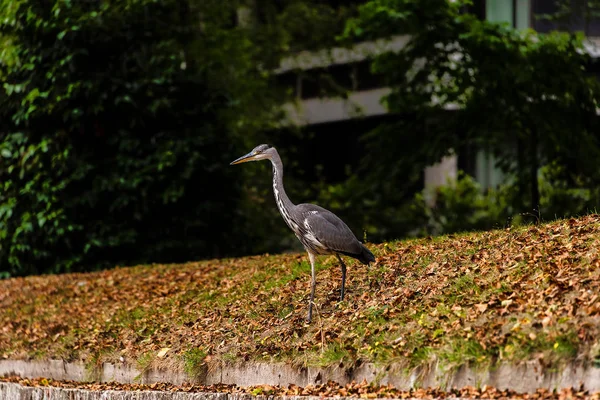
2 0 600 276
341 0 600 225
0 0 281 276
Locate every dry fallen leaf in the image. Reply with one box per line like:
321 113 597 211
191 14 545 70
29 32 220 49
475 303 488 313
1 214 600 391
1 375 598 399
542 316 552 327
157 348 170 358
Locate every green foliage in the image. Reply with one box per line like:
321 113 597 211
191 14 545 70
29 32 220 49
539 162 600 219
4 0 600 276
334 0 600 238
405 167 600 237
254 0 360 53
136 352 155 373
182 347 207 379
0 134 81 274
0 0 280 276
314 171 425 242
536 0 600 34
413 172 515 236
343 0 464 41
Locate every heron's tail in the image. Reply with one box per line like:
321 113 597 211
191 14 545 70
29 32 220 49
357 243 375 265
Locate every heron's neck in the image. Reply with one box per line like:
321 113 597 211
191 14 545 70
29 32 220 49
270 150 296 219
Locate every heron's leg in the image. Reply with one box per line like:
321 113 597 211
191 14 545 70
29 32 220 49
336 254 347 301
307 251 317 323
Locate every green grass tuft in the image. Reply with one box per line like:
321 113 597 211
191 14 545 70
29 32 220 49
182 348 207 379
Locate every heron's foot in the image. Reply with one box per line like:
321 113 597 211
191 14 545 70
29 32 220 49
305 311 312 324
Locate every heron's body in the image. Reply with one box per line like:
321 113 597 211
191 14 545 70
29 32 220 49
231 144 375 322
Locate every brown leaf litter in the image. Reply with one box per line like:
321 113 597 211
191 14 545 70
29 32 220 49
1 215 600 388
1 375 598 399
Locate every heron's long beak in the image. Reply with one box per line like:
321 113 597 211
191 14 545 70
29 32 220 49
230 152 256 165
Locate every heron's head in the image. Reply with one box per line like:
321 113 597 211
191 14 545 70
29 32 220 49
230 144 274 165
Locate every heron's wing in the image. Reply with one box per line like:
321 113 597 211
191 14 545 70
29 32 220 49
300 206 363 256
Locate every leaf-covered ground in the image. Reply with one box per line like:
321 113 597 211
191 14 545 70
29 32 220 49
2 215 600 377
1 375 598 399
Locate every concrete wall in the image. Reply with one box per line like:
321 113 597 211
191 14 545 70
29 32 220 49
0 383 231 400
2 358 600 394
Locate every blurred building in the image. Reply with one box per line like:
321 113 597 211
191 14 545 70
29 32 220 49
266 0 600 203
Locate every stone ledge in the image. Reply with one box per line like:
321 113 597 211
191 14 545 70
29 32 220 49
0 382 462 400
1 358 600 393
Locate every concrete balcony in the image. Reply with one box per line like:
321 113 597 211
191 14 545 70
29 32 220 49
281 88 391 126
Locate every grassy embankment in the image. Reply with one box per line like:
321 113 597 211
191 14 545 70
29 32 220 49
1 214 600 380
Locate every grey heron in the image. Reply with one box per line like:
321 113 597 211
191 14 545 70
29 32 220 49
231 144 375 322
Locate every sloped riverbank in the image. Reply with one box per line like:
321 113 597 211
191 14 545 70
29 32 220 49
3 215 600 397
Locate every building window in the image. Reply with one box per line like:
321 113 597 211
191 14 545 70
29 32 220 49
486 0 531 29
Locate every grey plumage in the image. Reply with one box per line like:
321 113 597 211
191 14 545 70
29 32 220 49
231 144 375 322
